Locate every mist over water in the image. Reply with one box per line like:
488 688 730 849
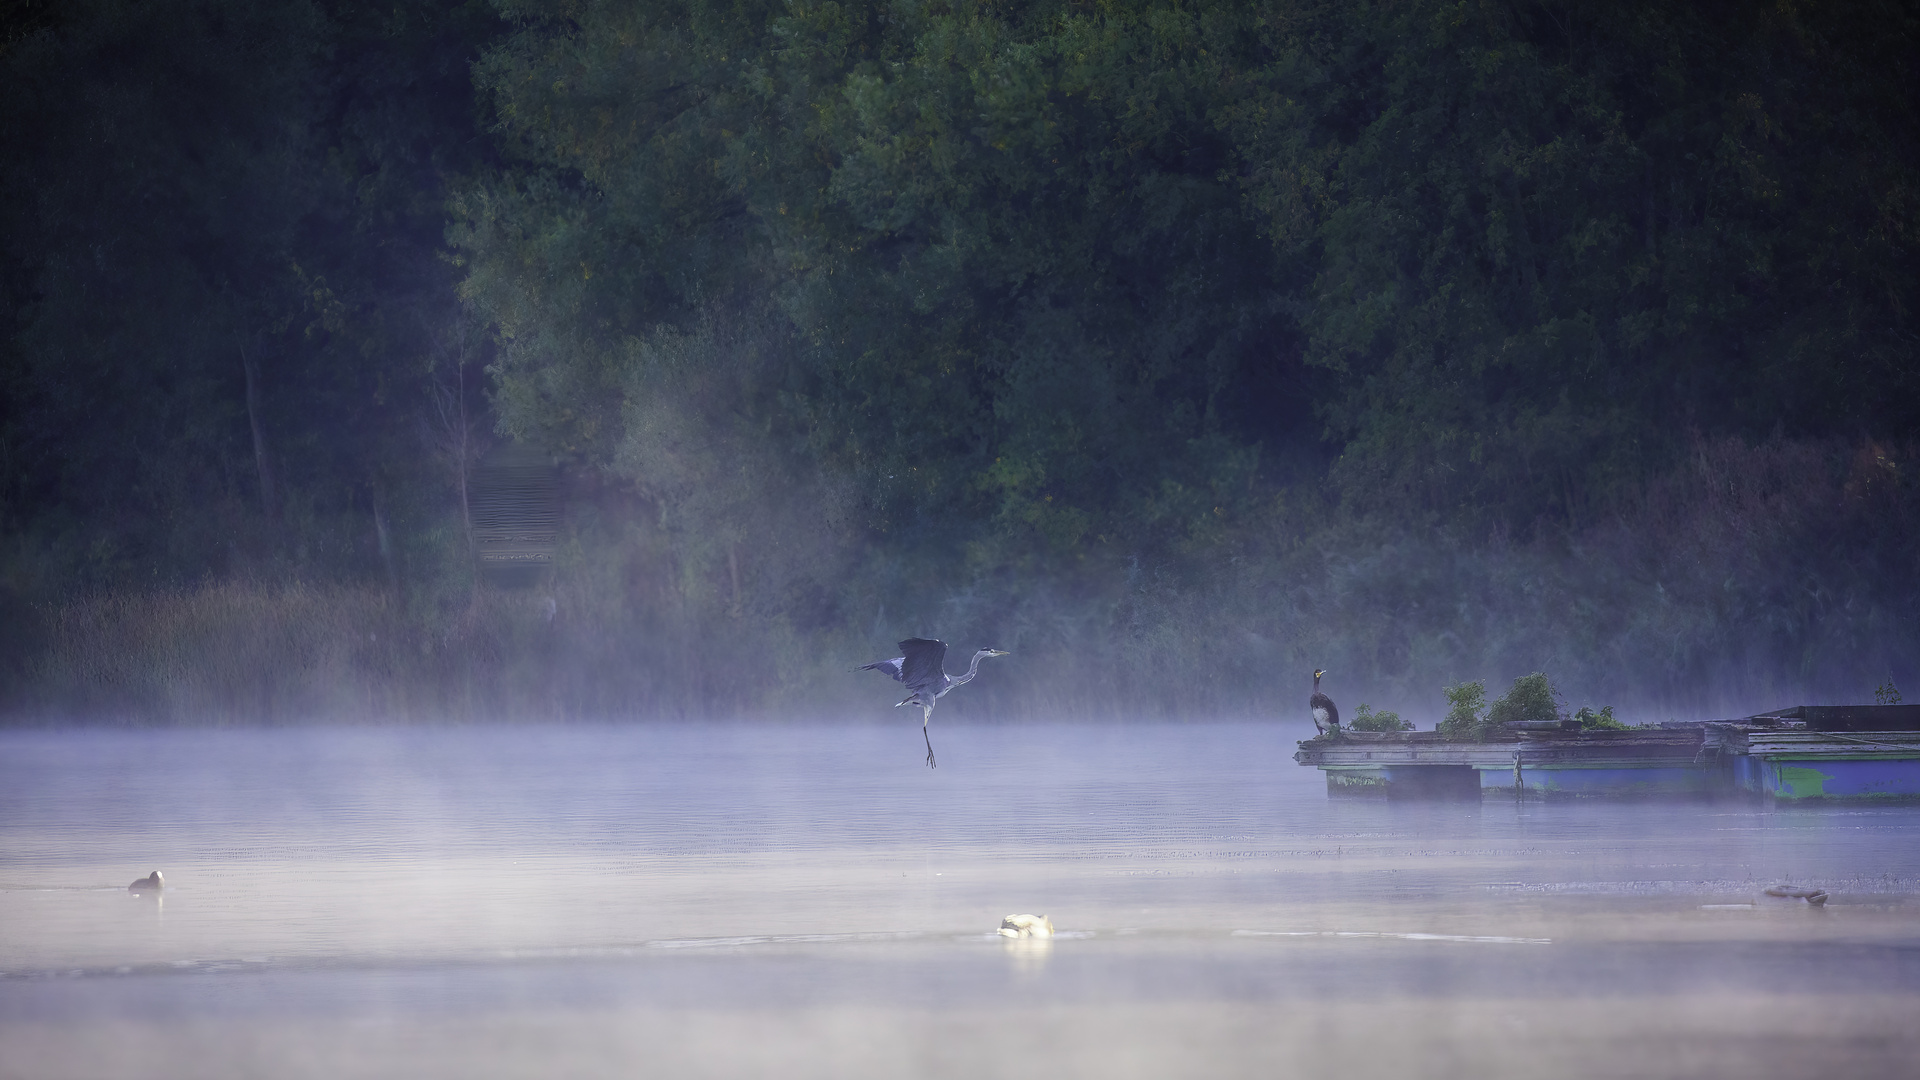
3 719 1918 1078
5 2 1916 1074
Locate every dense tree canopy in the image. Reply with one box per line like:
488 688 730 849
458 0 1916 544
1 0 502 584
3 0 1916 719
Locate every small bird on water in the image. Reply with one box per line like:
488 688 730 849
998 914 1054 938
128 871 164 893
1310 669 1340 736
861 638 1008 768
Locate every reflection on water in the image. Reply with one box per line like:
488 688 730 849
2 720 1918 1078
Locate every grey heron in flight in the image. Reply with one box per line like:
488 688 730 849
861 638 1008 768
1310 669 1340 736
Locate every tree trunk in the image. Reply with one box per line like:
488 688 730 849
242 343 279 524
452 358 479 603
371 488 399 594
431 343 480 598
728 543 742 617
456 360 475 563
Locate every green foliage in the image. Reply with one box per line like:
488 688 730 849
607 309 860 629
1488 673 1561 729
457 0 1315 557
1440 673 1575 740
1348 703 1411 733
453 0 1920 575
1574 705 1628 730
1 0 326 573
1234 0 1920 527
1437 681 1489 741
5 1 1920 723
7 435 1919 723
1877 680 1904 706
1 0 505 590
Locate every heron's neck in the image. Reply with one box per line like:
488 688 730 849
951 651 987 687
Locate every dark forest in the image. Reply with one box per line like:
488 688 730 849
3 0 1915 724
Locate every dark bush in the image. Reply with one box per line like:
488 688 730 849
1437 681 1490 741
1349 704 1412 732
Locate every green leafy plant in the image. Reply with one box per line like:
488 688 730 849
1349 703 1412 732
1876 679 1904 705
1437 680 1489 740
1487 673 1561 730
1441 674 1579 740
1573 705 1629 730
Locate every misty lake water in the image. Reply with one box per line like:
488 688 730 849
4 720 1918 1079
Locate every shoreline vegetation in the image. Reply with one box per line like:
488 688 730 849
2 2 1915 726
6 436 1912 727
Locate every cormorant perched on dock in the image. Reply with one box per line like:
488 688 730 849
1310 669 1340 736
861 638 1009 768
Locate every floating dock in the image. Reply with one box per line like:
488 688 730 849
1294 705 1920 800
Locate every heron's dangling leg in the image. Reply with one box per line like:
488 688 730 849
921 705 937 769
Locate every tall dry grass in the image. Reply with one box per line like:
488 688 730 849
1158 436 1920 722
6 437 1913 726
841 436 1920 724
18 581 587 723
23 582 405 723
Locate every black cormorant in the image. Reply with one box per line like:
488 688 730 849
1310 669 1340 735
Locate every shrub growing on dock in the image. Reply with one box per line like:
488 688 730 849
1438 674 1629 738
1487 673 1561 729
1348 704 1412 732
1437 681 1490 740
1440 673 1568 740
1574 705 1628 730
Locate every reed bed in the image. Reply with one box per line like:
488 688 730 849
6 439 1914 726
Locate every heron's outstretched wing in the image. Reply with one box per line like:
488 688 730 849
897 638 949 696
860 657 906 682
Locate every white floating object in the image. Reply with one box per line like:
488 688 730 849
998 913 1053 938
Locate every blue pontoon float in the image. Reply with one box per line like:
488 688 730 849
1294 705 1920 800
